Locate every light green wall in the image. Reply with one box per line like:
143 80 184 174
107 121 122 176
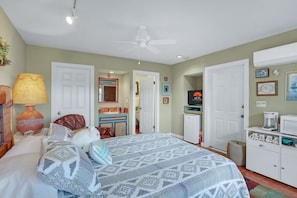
0 7 26 130
25 45 172 133
171 29 297 136
0 7 26 86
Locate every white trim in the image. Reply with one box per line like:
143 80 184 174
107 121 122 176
203 59 249 147
132 70 160 135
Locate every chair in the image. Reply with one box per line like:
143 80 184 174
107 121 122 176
53 114 86 130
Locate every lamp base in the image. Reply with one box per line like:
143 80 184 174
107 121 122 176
16 105 44 135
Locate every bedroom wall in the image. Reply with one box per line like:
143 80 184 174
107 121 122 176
171 29 297 136
25 45 172 133
0 7 26 131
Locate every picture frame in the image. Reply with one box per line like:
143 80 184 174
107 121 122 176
255 68 269 78
285 71 297 102
162 83 171 95
163 97 169 104
256 80 278 96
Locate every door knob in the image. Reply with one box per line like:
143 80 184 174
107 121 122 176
240 115 244 118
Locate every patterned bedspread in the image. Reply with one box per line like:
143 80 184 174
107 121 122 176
59 133 249 198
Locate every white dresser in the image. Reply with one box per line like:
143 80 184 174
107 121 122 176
246 127 297 188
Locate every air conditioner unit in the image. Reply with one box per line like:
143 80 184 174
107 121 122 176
253 42 297 67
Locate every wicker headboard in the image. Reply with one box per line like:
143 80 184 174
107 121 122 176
0 85 13 157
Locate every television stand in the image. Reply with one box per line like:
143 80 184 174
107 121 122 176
184 105 203 114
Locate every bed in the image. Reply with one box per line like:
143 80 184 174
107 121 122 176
0 86 249 198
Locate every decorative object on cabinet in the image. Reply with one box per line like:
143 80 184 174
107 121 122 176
246 127 297 188
255 68 269 78
285 71 297 102
98 77 118 103
256 80 277 96
12 73 48 134
162 97 169 104
162 83 170 95
0 37 11 66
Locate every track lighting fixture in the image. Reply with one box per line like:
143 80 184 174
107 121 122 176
66 0 78 24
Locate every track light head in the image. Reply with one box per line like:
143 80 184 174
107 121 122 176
66 0 78 25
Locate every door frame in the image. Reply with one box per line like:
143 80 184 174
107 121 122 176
131 70 160 135
51 62 95 125
203 59 249 148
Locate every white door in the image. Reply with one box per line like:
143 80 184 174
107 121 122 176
139 76 155 132
204 59 249 151
51 62 94 126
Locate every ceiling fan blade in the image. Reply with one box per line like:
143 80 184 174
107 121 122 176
146 46 160 54
112 41 138 45
149 39 176 45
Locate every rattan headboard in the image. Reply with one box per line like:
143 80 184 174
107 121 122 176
0 85 13 157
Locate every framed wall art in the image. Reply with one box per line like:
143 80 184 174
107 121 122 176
163 97 169 104
286 71 297 102
256 80 278 96
255 68 269 78
162 83 171 95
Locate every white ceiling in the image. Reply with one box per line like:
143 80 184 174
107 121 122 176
1 0 297 65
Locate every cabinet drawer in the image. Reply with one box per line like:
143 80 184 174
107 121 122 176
247 139 279 152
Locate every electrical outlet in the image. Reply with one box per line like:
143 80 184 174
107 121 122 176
256 101 266 108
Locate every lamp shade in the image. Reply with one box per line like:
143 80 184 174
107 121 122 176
13 73 48 105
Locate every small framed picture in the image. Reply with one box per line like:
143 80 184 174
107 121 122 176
162 83 171 95
256 80 278 96
256 68 269 78
163 97 169 104
286 71 297 102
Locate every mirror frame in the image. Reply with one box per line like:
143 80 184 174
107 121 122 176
98 77 119 103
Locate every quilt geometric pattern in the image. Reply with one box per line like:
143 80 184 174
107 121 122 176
58 133 249 198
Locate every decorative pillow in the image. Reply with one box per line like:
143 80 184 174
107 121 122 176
37 141 101 196
89 140 112 165
97 127 115 137
48 123 73 141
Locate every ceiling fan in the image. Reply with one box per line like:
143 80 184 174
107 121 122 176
114 25 176 54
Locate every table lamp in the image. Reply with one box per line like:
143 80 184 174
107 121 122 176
12 73 48 134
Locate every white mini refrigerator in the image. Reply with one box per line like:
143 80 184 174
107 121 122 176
184 114 201 144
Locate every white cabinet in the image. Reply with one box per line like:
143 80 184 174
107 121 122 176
184 114 201 144
246 127 297 188
281 147 297 187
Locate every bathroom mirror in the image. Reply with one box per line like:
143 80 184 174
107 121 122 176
98 77 118 103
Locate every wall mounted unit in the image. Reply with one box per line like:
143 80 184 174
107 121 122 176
253 42 297 67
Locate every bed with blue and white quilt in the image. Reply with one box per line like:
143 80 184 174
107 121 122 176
0 129 249 198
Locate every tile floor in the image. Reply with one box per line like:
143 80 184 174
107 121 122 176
205 147 297 198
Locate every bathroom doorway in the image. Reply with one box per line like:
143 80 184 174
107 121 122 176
132 70 160 135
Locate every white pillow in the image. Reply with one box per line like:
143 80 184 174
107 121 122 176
48 123 73 141
0 153 57 198
2 135 45 159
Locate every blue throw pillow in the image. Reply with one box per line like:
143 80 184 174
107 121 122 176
89 140 112 165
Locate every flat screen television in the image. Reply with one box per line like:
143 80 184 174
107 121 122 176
188 90 203 105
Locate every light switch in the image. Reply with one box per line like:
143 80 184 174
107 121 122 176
256 101 266 108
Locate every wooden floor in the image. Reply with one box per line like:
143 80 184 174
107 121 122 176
205 146 297 198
